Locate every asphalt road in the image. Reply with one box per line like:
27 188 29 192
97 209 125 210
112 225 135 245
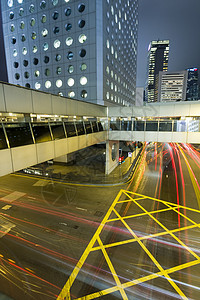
0 143 199 300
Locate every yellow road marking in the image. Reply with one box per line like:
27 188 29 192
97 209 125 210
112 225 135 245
117 197 145 203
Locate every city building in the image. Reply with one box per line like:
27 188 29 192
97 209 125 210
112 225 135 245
186 67 199 101
145 39 169 103
1 0 138 106
157 70 188 102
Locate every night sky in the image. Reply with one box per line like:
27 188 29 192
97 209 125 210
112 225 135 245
0 1 200 87
137 0 200 87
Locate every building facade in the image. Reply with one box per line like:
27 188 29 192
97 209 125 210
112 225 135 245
186 68 199 101
157 71 188 102
1 0 138 106
145 39 169 103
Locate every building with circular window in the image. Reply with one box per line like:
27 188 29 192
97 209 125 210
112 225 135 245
2 0 138 106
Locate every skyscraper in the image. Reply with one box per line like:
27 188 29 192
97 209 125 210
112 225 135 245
145 39 169 103
1 0 138 107
186 68 199 101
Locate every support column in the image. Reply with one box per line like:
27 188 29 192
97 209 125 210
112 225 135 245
105 140 119 175
54 152 75 164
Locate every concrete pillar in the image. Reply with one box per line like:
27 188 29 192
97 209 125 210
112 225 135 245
105 140 119 175
54 152 75 164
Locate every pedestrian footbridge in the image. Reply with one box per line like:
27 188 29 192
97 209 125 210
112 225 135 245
0 82 199 177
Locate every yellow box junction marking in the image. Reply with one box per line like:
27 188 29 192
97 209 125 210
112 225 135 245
57 190 200 300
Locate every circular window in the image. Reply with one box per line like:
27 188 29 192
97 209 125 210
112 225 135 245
14 62 19 68
80 63 87 71
41 15 47 23
33 58 39 65
56 67 62 75
24 71 29 79
68 91 75 98
15 73 20 80
41 28 48 37
65 23 72 31
44 56 50 63
52 11 59 20
78 4 85 13
54 39 61 48
9 12 14 19
34 70 40 77
35 82 41 90
78 19 85 28
29 4 35 13
8 0 13 8
19 8 24 17
25 83 30 88
81 90 87 98
55 54 61 61
53 26 59 34
22 47 27 55
10 24 15 32
80 76 87 85
11 37 16 44
68 65 74 73
20 21 25 29
21 34 26 42
40 1 46 9
65 8 71 16
43 42 49 51
18 0 24 3
78 34 87 44
111 143 117 161
66 37 73 46
58 92 63 96
45 69 50 76
79 49 86 57
13 50 18 57
56 79 62 88
52 0 58 6
67 51 73 60
30 18 35 26
31 32 37 40
67 78 74 87
23 60 28 67
33 45 38 53
45 80 51 88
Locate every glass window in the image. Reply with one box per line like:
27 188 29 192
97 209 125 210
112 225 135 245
40 1 46 9
41 15 47 23
11 37 16 44
32 123 51 143
30 18 35 26
80 63 87 71
79 49 86 57
75 121 85 135
64 122 77 138
78 4 85 13
14 62 19 68
68 65 74 73
81 90 87 98
44 56 50 63
45 69 50 76
0 125 8 150
31 32 37 40
43 42 48 51
20 21 25 29
68 91 75 98
29 4 35 13
52 0 58 6
65 23 72 31
84 121 92 134
33 58 39 65
9 12 14 19
19 8 24 16
34 70 40 77
66 37 73 46
52 11 59 20
80 76 87 85
78 19 85 28
5 123 33 148
41 28 48 37
22 47 27 55
55 54 61 61
10 24 15 32
33 45 37 53
21 34 26 42
67 78 74 87
8 0 13 8
45 80 51 89
50 123 66 140
23 60 28 67
54 39 61 48
67 51 73 60
56 79 62 88
35 82 41 90
25 83 30 88
15 73 20 80
146 121 158 131
56 67 61 75
65 8 71 16
24 71 29 79
53 26 59 34
78 34 87 44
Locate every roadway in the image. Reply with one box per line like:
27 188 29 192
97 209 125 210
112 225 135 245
0 143 199 300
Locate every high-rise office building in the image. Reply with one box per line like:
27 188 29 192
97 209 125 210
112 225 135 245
145 40 169 103
157 71 188 102
186 68 199 101
1 0 138 106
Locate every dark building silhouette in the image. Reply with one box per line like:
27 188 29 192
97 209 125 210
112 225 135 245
186 68 199 101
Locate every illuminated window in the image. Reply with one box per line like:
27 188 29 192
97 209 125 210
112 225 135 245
68 65 74 73
35 82 41 90
41 28 48 37
22 47 27 55
43 42 49 51
66 37 73 46
80 63 87 71
81 90 87 98
41 15 47 23
80 76 87 85
56 79 62 88
54 39 61 48
33 45 38 53
45 81 51 89
34 70 40 77
8 0 13 8
79 34 87 44
68 91 75 98
31 32 37 40
67 78 74 87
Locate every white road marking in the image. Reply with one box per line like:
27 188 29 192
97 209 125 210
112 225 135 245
33 180 48 187
1 191 26 203
76 207 87 211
